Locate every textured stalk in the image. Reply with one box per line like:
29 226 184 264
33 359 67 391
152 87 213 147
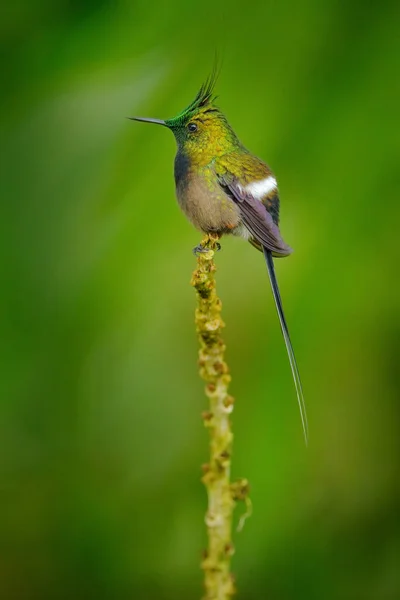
191 234 236 600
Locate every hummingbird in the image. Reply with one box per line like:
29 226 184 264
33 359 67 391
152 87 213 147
129 70 308 444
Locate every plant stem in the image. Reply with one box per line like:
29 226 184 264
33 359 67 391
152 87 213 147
191 234 236 600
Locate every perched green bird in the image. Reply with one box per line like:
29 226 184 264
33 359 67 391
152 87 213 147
129 71 308 444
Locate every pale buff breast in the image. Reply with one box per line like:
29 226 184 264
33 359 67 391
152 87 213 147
175 168 241 234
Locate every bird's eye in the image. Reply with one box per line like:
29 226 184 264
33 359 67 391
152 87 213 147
188 122 198 132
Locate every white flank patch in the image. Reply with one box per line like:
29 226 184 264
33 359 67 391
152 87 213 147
245 176 277 199
232 223 252 240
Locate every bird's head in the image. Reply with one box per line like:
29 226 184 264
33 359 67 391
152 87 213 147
129 69 240 165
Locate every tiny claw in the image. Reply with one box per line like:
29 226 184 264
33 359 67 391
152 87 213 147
193 240 221 255
192 244 209 255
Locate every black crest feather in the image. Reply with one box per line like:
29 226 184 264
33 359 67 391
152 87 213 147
178 58 221 119
166 56 222 125
191 59 220 109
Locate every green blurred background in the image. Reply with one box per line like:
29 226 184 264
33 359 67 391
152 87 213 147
1 0 399 598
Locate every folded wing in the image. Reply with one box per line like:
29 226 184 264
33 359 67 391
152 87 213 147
218 174 292 257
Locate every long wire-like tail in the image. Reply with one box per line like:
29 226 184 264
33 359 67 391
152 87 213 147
263 248 309 445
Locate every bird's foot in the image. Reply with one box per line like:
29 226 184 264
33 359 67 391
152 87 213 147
192 242 221 255
192 244 208 255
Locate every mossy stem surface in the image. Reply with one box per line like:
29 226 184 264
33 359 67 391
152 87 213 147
191 234 236 600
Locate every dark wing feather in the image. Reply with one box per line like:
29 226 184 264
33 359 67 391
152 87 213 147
218 175 292 257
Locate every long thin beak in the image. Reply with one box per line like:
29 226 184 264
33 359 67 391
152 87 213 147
127 117 166 126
